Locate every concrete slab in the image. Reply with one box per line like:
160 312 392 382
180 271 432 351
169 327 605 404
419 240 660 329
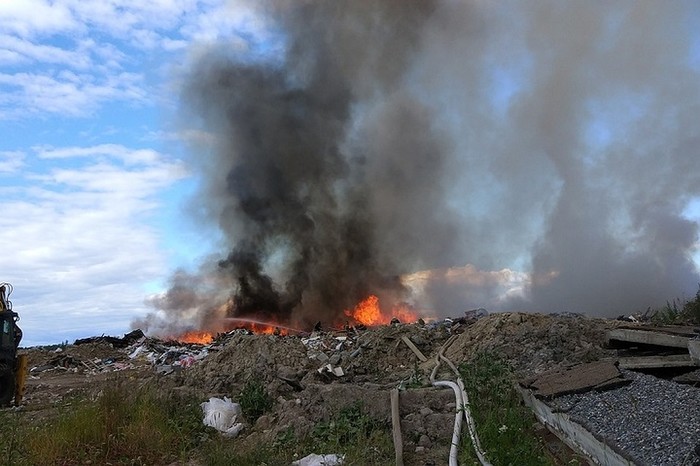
673 368 700 385
518 386 636 466
524 361 624 398
607 328 689 348
688 339 700 364
616 354 698 369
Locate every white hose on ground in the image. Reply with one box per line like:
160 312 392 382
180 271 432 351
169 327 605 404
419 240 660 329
430 335 492 466
432 379 464 466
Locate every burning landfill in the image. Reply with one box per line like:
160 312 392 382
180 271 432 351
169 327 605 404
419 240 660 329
16 1 700 465
134 0 700 342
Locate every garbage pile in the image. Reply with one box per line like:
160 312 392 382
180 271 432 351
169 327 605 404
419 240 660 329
27 331 213 377
21 310 642 466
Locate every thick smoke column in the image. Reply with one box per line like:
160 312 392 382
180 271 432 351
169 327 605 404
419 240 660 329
158 0 451 330
138 1 700 335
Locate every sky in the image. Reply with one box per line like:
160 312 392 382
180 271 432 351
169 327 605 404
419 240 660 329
0 0 271 346
2 1 700 346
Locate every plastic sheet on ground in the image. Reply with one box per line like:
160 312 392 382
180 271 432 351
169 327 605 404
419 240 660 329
291 453 345 466
126 338 210 371
201 396 245 438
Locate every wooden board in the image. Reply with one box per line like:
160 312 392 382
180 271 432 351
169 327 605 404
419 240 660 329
524 361 625 398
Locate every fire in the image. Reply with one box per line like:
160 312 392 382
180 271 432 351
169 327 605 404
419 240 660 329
177 331 214 344
344 295 419 326
391 302 419 323
244 323 288 335
346 295 383 326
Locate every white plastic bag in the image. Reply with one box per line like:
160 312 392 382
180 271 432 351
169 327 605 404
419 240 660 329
291 453 345 466
201 396 244 437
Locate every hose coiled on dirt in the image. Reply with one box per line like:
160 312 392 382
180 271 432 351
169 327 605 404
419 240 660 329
430 335 492 466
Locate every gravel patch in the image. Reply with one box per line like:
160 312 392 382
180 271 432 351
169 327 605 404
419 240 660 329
551 370 700 466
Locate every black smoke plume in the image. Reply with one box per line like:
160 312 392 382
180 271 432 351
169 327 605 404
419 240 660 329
137 1 700 336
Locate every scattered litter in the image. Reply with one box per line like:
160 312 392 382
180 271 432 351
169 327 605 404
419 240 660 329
318 364 344 377
201 396 245 438
291 453 345 466
464 308 489 321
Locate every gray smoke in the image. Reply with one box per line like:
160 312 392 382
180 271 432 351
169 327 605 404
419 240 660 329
410 0 700 315
139 0 700 334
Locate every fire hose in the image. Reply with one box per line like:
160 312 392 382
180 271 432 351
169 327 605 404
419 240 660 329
429 335 492 466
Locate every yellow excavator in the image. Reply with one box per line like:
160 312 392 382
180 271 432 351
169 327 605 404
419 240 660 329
0 283 27 406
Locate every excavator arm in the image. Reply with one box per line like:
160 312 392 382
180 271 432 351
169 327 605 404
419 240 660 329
0 283 26 406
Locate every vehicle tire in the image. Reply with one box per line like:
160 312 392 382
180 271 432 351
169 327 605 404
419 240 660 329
0 367 15 406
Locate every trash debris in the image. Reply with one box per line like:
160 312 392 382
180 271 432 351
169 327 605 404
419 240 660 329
74 329 145 348
317 363 344 377
201 396 245 438
464 308 488 321
291 453 345 466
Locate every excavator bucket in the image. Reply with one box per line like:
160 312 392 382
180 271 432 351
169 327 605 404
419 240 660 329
14 354 27 406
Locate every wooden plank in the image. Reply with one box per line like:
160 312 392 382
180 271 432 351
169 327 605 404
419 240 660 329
617 354 697 369
400 336 427 362
607 328 689 348
390 389 404 466
525 361 623 398
517 386 636 466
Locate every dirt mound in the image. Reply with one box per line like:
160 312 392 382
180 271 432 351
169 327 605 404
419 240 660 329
183 333 313 395
444 312 620 376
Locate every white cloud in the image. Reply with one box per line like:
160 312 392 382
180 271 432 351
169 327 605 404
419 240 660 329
0 33 91 68
143 128 218 147
36 143 168 166
0 70 147 118
0 144 188 346
0 0 79 37
0 0 276 120
0 150 25 172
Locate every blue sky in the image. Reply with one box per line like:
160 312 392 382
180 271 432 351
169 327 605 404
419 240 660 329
0 0 273 346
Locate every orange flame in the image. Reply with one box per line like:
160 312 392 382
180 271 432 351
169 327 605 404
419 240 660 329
344 295 419 326
391 302 419 323
244 323 288 335
176 331 214 344
345 295 383 326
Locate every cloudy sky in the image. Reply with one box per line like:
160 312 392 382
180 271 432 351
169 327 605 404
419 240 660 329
2 1 700 346
0 0 273 345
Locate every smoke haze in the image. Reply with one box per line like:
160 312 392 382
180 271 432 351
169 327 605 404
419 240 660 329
138 0 700 334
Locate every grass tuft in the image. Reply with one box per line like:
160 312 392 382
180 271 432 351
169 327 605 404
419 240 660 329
459 352 555 466
0 378 206 466
651 284 700 325
310 402 393 465
238 378 273 423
